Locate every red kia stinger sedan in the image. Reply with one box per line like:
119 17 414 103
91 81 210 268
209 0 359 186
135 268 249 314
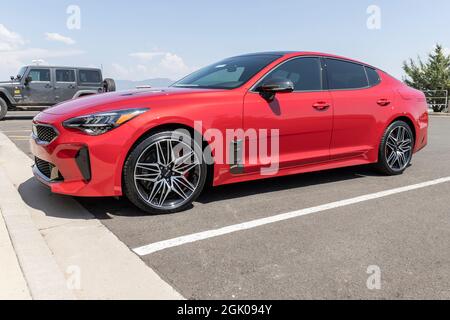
30 52 428 214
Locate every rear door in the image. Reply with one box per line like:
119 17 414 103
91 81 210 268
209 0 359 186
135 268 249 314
325 58 394 160
55 68 78 102
22 68 55 105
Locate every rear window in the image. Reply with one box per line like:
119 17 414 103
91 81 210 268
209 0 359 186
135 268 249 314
365 67 381 86
326 59 369 90
56 69 76 82
79 70 101 83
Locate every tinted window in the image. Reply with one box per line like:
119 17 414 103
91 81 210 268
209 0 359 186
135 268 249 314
172 55 281 89
79 70 101 83
259 57 322 91
326 59 368 89
365 67 381 86
56 69 76 82
28 69 51 82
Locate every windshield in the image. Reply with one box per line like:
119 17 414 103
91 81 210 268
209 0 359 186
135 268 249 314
172 55 282 89
16 67 27 80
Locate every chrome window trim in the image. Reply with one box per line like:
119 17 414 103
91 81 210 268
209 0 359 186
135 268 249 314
249 55 382 94
322 57 381 91
249 56 325 94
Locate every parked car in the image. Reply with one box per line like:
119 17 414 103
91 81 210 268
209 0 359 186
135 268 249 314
30 51 428 214
0 65 115 120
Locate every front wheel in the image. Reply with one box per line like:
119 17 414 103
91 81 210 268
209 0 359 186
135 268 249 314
123 130 207 214
375 121 414 175
0 97 8 120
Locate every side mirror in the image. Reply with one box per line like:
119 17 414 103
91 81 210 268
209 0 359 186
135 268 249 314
256 78 294 102
24 76 32 85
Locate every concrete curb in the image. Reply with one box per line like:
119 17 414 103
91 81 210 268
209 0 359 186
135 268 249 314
0 207 31 300
0 163 75 299
0 131 183 300
429 113 450 117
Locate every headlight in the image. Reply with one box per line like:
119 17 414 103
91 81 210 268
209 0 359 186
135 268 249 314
63 108 148 136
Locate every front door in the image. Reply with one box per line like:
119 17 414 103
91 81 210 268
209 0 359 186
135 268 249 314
22 68 55 105
243 57 333 173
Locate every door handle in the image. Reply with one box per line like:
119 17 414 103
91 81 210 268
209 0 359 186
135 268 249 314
312 101 330 111
44 84 52 89
377 99 391 106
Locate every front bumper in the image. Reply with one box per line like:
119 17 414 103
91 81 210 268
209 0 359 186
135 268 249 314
30 113 125 197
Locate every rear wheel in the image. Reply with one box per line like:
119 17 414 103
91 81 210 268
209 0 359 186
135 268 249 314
375 120 414 175
123 130 207 214
0 97 8 120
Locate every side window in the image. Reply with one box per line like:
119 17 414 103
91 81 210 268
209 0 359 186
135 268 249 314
56 69 76 82
365 67 381 86
260 57 322 91
325 59 368 90
79 70 101 83
28 69 51 82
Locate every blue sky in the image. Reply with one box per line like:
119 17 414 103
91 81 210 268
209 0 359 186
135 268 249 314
0 0 449 81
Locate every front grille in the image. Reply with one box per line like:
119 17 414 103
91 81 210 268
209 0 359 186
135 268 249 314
35 157 63 181
34 124 58 143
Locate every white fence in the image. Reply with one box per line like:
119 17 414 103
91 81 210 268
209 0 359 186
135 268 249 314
424 90 448 113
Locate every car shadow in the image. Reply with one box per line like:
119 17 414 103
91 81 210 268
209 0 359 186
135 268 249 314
18 178 95 220
2 115 36 121
197 164 381 204
76 164 384 219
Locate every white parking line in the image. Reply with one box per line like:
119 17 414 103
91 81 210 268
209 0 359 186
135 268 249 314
133 176 450 256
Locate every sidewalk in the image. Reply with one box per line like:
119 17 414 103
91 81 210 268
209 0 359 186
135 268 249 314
0 208 30 300
0 132 183 300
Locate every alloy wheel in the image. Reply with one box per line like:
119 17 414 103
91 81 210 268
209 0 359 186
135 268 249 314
385 125 413 171
133 137 202 210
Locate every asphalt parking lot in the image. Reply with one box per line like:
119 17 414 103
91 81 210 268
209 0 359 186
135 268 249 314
2 110 450 299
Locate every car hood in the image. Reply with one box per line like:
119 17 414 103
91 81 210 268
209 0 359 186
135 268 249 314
0 81 17 86
43 87 221 116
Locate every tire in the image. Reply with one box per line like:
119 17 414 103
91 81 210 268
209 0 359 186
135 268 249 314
0 97 8 120
375 120 415 175
123 130 207 214
103 78 116 92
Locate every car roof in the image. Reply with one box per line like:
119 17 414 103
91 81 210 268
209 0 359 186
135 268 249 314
234 51 378 69
23 65 102 70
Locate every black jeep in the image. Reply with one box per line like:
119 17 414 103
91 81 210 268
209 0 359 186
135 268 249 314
0 65 115 120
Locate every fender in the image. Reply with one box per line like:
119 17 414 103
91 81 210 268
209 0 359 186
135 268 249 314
0 87 16 106
72 90 98 99
112 115 210 195
375 112 419 159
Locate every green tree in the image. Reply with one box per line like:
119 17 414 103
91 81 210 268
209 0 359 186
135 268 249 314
403 44 450 112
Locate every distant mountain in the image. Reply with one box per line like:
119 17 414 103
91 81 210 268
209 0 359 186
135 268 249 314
115 78 174 91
